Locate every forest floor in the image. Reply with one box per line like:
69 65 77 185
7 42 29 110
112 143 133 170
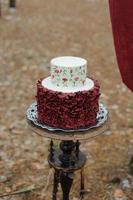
0 0 133 199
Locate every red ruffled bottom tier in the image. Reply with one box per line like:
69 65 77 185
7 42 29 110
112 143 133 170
36 78 100 129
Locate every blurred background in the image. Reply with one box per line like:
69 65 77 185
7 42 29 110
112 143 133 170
0 0 133 199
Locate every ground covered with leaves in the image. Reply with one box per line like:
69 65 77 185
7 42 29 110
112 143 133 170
0 0 133 199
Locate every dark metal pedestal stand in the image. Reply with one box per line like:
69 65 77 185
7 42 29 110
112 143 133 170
27 119 109 200
48 140 86 200
129 157 133 175
9 0 16 8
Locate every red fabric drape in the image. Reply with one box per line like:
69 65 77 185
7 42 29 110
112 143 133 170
109 0 133 91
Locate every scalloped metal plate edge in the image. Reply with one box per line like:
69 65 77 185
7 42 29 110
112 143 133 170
26 102 108 133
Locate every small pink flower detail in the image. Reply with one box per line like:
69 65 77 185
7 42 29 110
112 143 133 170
55 69 60 73
75 77 79 81
62 77 68 82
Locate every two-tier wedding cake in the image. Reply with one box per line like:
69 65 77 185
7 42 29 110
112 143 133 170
36 56 100 129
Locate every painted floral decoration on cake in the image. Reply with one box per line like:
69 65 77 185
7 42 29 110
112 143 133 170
51 65 86 87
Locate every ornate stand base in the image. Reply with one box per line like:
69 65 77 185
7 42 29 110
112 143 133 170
27 102 109 200
48 140 86 200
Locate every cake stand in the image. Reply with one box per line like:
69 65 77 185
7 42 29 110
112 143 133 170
27 103 109 200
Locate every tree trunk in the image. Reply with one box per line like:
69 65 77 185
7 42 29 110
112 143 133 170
9 0 16 8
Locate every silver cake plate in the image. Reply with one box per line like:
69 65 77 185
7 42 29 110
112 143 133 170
26 102 108 133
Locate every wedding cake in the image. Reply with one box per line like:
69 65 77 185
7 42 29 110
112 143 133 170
36 56 100 129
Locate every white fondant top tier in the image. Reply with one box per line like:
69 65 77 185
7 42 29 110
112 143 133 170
50 56 87 88
51 56 87 67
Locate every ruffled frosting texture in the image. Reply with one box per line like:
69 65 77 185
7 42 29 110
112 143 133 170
36 78 100 129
